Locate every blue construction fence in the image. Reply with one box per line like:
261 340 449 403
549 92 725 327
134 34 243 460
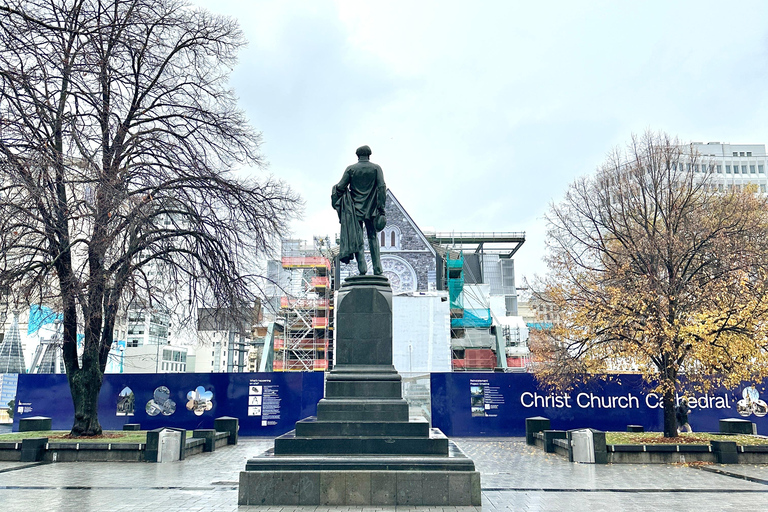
10 372 768 436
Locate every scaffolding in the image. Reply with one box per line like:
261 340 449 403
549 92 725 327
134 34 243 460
273 244 333 372
442 235 527 371
446 251 496 371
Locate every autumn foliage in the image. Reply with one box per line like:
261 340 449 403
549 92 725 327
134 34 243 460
530 132 768 437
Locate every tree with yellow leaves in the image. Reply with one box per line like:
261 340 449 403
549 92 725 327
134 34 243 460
530 132 768 437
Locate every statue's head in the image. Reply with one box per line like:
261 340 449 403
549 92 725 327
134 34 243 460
355 145 372 158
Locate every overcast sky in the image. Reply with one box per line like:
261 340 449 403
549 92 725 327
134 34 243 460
191 0 768 283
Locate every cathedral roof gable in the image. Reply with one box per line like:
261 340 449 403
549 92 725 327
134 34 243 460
386 189 436 256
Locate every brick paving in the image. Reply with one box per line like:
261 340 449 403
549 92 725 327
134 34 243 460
0 436 767 510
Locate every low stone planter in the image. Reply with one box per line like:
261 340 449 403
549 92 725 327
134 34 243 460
0 417 239 463
608 443 715 464
528 420 768 464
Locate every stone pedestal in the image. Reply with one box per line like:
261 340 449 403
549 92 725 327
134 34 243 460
240 275 481 506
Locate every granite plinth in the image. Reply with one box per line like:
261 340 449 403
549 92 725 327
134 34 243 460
334 275 393 368
240 274 480 506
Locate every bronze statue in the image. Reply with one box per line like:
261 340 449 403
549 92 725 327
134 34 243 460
332 145 386 275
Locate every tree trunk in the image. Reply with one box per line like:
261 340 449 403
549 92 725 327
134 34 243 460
662 387 677 438
68 365 104 437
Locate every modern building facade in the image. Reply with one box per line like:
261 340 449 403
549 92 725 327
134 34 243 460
691 142 768 192
195 307 253 373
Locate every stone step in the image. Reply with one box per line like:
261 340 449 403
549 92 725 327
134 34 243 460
316 398 409 422
247 439 475 472
324 379 403 399
294 417 430 438
274 429 449 456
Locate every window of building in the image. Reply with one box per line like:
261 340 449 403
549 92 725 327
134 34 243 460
760 165 765 173
748 152 753 156
762 184 766 193
380 227 401 250
733 152 739 156
740 152 745 156
718 184 724 191
717 165 722 173
734 165 740 174
751 165 756 173
726 165 731 173
742 165 748 173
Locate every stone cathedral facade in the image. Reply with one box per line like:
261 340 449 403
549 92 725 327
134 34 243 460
336 190 438 295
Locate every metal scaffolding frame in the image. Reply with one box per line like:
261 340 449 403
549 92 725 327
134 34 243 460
274 254 332 372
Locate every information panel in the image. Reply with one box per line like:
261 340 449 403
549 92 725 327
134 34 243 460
431 372 768 437
13 372 324 436
13 371 768 437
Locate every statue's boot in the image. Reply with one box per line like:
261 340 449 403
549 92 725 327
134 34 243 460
356 250 367 275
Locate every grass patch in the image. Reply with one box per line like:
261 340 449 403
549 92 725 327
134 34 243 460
0 430 148 443
605 431 768 446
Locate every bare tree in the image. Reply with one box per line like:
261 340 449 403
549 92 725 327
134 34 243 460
0 0 300 435
530 132 768 437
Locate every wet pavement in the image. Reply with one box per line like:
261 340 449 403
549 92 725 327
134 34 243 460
0 436 767 511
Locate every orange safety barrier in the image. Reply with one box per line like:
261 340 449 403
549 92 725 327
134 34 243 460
282 256 331 269
506 356 528 368
452 349 497 370
273 359 324 371
310 276 330 288
280 297 329 309
274 337 330 351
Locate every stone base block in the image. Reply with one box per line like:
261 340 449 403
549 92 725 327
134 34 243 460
192 429 217 452
720 418 756 435
294 417 430 437
214 416 239 445
20 438 47 462
19 416 52 432
238 470 480 506
274 427 448 456
315 398 409 422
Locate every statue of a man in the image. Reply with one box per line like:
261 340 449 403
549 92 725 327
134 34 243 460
332 145 386 275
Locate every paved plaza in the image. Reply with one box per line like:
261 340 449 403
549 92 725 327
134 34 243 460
1 434 767 511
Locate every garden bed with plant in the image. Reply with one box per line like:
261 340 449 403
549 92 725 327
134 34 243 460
605 432 768 446
0 430 150 443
